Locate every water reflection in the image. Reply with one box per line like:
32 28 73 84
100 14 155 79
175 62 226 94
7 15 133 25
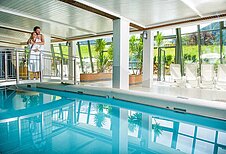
0 88 62 112
0 90 226 154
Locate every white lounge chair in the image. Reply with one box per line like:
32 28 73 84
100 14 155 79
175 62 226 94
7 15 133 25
170 64 185 87
216 64 226 90
200 64 215 89
185 64 199 88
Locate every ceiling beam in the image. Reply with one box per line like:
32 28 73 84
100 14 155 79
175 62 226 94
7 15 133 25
0 25 30 34
0 25 67 41
130 23 145 30
144 13 226 30
55 28 141 42
0 34 25 42
0 40 21 45
66 32 113 41
53 13 226 43
59 0 145 30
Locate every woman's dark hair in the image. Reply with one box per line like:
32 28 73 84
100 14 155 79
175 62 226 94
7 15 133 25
33 26 41 31
30 32 36 39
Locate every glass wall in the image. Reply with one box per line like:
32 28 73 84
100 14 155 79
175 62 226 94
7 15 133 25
154 29 176 81
200 22 220 68
49 20 226 84
223 25 226 64
79 41 93 73
181 25 199 65
77 39 112 74
154 20 226 81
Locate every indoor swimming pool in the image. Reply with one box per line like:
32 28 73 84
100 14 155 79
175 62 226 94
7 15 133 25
0 86 226 154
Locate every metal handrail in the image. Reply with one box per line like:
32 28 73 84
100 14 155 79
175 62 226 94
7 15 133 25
0 48 78 85
14 48 79 59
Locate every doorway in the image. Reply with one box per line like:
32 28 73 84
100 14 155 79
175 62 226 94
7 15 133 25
157 46 176 82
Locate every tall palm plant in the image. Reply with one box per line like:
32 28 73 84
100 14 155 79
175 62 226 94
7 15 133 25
129 35 137 56
129 36 137 74
128 113 163 139
106 42 113 71
153 118 163 142
94 104 106 128
128 113 142 138
136 37 143 75
95 39 108 73
129 35 143 75
155 32 163 47
155 32 163 80
107 43 113 61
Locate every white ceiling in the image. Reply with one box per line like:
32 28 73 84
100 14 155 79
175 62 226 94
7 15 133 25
83 0 226 27
0 0 225 45
0 0 113 44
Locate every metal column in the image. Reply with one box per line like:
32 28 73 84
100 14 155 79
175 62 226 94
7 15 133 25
157 47 161 81
51 44 57 76
59 43 64 81
77 42 84 73
59 43 64 60
87 40 94 73
16 51 19 84
197 25 202 76
4 52 8 80
74 58 77 84
61 58 64 82
39 51 43 82
220 21 224 64
175 28 183 75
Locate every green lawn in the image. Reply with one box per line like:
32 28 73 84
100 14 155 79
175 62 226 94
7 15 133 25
80 45 97 58
55 44 223 60
154 45 221 57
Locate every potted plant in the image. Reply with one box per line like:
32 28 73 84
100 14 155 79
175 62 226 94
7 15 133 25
80 39 112 82
129 35 143 85
19 57 28 80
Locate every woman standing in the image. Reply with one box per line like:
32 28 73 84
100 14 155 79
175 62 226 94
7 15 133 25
27 32 41 79
27 26 45 80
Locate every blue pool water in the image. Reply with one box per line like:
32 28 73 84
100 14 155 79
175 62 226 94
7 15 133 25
0 87 226 154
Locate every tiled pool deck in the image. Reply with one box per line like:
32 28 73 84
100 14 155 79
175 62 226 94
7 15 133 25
1 80 226 102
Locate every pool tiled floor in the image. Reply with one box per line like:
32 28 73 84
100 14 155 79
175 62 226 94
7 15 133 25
80 80 226 102
1 79 226 102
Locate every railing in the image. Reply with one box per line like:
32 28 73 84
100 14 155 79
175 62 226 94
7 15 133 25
0 48 143 85
0 48 16 80
0 48 80 85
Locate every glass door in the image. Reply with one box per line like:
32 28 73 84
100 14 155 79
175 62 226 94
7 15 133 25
157 47 176 82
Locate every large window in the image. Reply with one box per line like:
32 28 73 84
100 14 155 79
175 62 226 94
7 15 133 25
154 20 226 82
181 26 199 65
200 29 220 66
79 41 93 73
76 39 112 74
